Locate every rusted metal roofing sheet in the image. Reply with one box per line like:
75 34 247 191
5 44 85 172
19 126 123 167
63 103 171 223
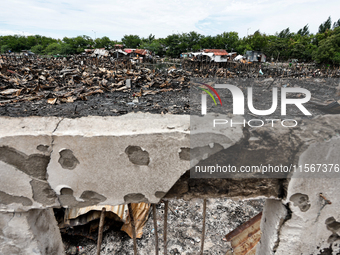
225 212 262 255
121 202 151 238
203 49 228 56
134 49 148 55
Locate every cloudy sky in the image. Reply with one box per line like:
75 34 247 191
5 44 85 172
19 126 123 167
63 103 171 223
1 0 340 40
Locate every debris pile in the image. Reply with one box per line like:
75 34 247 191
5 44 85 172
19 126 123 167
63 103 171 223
182 59 340 79
61 198 265 255
0 55 190 106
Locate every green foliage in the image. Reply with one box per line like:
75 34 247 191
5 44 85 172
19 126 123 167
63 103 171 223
278 28 291 39
122 35 141 48
333 19 340 29
1 45 10 53
297 24 310 36
214 32 239 51
313 27 340 65
139 40 164 56
44 43 62 55
30 44 44 54
163 33 183 57
319 16 332 34
1 17 340 65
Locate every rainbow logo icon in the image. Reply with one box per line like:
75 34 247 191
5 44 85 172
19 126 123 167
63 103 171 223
198 83 222 106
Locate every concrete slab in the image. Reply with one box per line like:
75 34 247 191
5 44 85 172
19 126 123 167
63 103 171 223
0 113 243 211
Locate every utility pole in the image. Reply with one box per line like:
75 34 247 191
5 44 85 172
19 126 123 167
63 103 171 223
247 27 251 36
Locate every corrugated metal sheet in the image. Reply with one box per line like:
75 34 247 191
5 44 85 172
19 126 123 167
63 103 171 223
204 49 228 56
62 203 151 239
67 205 127 221
225 212 262 255
94 49 109 56
134 49 148 55
121 202 151 238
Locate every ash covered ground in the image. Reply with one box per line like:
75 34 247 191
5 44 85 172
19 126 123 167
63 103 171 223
1 56 339 119
62 198 264 255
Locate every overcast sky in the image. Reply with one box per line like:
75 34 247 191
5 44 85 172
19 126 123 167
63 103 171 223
1 0 340 40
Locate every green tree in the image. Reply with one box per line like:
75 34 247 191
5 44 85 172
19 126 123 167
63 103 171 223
333 18 340 29
45 43 62 55
214 32 239 52
140 39 165 56
277 28 291 39
121 35 141 48
94 36 112 49
0 45 10 53
30 44 44 54
297 24 310 36
163 33 182 57
142 34 155 44
318 16 332 34
313 27 340 65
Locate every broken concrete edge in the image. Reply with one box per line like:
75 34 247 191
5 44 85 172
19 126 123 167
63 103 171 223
169 114 340 201
256 135 340 254
1 113 340 212
0 113 245 212
0 209 64 255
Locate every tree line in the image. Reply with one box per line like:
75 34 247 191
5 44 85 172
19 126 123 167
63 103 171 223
1 16 340 65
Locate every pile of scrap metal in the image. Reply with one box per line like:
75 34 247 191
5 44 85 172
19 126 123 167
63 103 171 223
57 203 151 239
225 212 262 255
83 48 153 62
245 51 266 63
84 48 128 59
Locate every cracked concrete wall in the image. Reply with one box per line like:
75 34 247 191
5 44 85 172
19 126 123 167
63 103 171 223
0 209 64 255
257 137 340 255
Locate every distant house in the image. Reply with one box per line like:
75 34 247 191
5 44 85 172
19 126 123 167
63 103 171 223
202 49 228 62
184 49 229 62
245 51 266 62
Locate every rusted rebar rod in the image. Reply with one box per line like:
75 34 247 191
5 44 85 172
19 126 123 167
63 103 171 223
96 207 106 255
164 200 169 255
200 199 207 255
152 204 159 255
128 203 138 255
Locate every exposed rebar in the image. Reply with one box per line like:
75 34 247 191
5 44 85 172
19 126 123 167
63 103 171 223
200 199 207 255
164 200 169 255
152 204 159 255
96 207 106 255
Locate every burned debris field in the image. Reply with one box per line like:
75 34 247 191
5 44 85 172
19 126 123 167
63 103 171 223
1 55 340 119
